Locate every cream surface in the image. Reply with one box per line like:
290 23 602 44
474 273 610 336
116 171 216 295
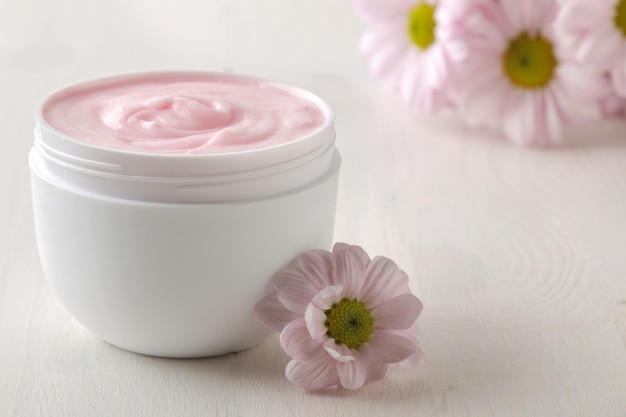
42 73 327 154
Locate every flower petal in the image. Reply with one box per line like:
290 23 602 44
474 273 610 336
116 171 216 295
305 302 330 339
356 345 390 382
372 293 423 329
558 62 610 102
337 359 368 390
331 242 351 252
367 332 418 363
459 68 508 129
386 341 425 375
285 357 339 391
398 343 425 368
543 87 562 142
359 256 410 308
331 246 369 298
280 318 324 362
501 89 537 145
310 285 344 310
577 26 622 67
399 51 427 106
359 21 412 89
275 270 318 315
296 249 333 291
255 293 299 332
354 0 414 24
365 362 389 383
333 243 371 266
323 339 356 363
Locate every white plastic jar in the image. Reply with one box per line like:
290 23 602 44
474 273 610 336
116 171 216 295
29 72 340 358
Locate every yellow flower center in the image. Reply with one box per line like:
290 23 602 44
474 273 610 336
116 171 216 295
615 0 626 37
324 298 373 349
407 3 436 50
502 32 557 89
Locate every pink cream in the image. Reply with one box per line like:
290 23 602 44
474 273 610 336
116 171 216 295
42 72 326 154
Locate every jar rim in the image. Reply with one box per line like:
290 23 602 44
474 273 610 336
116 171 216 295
32 71 337 203
35 70 335 159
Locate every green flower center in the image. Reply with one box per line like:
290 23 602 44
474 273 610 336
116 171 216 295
407 3 436 50
503 32 557 89
502 32 557 88
324 298 373 350
615 0 626 37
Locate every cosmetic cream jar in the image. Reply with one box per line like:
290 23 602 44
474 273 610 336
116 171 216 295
29 72 340 358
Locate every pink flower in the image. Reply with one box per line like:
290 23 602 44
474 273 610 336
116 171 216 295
255 243 424 391
600 91 626 118
557 0 626 96
354 0 455 111
443 0 609 145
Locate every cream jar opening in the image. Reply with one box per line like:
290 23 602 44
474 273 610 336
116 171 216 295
33 71 336 203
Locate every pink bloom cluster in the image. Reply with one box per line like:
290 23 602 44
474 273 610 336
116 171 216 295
355 0 626 146
256 243 424 391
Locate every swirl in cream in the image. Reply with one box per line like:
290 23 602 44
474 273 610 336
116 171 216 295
43 73 327 154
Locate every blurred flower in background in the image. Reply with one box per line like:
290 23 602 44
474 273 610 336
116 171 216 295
599 92 626 118
355 0 623 146
557 0 626 96
446 0 608 146
355 0 455 112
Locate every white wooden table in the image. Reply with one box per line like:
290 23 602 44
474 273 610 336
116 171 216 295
1 1 625 415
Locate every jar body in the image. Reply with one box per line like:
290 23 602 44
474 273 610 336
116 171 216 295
30 149 340 357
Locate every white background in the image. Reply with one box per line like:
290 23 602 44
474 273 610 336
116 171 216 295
1 0 625 416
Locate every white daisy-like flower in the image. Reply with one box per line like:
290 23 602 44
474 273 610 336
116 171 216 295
355 0 455 112
600 90 626 118
557 0 626 96
255 243 424 391
444 0 609 145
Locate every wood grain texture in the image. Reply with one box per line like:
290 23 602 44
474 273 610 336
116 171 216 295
1 1 625 416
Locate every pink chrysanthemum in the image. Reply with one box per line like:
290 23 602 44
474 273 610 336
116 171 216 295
557 0 626 96
443 0 609 145
256 243 424 391
355 0 454 111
